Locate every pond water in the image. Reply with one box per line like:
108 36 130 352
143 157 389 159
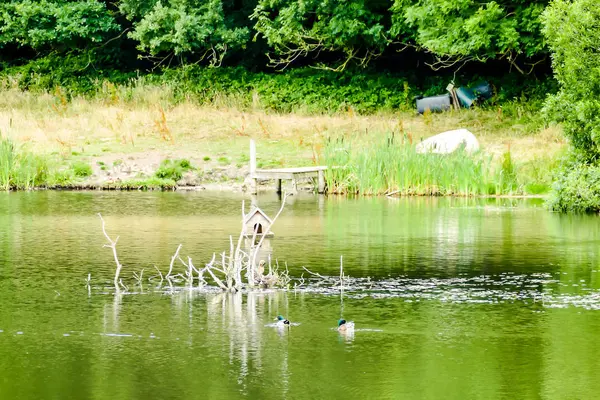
1 191 600 399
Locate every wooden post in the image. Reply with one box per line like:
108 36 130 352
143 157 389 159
250 139 257 194
276 179 282 194
318 169 326 194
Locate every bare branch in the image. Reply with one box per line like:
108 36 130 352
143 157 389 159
166 244 183 279
153 265 164 287
425 54 475 72
98 213 124 289
302 266 327 280
205 254 228 291
133 269 144 287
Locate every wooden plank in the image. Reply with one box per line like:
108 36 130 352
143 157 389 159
248 137 330 192
254 171 296 180
254 171 323 180
256 166 328 173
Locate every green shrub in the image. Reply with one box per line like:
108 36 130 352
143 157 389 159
154 158 194 181
48 169 75 187
547 162 600 213
543 0 600 163
178 158 192 169
71 161 92 177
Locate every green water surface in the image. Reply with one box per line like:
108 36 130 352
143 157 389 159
1 192 600 399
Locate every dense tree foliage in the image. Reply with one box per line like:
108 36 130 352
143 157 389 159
0 0 117 50
543 0 600 161
397 0 548 66
122 0 250 65
251 0 389 69
543 0 600 212
0 0 552 71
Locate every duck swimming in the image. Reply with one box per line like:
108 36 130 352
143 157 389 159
276 315 290 327
337 319 354 333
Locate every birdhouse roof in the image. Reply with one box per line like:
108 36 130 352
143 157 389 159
243 207 273 225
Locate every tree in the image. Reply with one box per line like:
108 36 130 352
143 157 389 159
121 0 250 65
251 0 388 70
391 0 548 71
543 0 600 161
0 0 118 51
543 0 600 212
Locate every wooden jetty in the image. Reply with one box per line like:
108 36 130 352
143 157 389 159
249 139 327 194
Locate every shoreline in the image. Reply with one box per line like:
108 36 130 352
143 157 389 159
3 179 548 200
1 95 563 199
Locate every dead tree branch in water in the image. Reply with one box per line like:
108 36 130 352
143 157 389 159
95 196 292 292
204 253 228 291
98 213 123 289
166 244 182 279
133 269 144 288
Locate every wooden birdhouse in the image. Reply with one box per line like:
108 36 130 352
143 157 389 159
243 207 274 261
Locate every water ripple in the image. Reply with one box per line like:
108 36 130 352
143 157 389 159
288 272 600 310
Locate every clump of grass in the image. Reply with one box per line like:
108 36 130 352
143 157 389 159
71 161 92 177
48 169 75 187
203 156 211 161
0 136 15 190
217 156 230 166
154 158 194 181
323 133 546 196
497 149 518 193
517 154 562 195
106 177 177 191
0 135 50 190
178 158 192 169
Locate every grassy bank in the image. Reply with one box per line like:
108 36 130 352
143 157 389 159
0 65 565 195
0 136 178 191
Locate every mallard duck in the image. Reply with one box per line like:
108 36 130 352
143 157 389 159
276 315 290 327
337 319 354 333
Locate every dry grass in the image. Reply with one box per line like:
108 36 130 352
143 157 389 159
0 88 566 174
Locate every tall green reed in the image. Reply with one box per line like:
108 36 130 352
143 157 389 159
323 134 518 196
0 135 49 190
0 136 15 190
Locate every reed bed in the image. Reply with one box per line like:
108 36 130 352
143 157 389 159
323 134 526 196
0 136 49 190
